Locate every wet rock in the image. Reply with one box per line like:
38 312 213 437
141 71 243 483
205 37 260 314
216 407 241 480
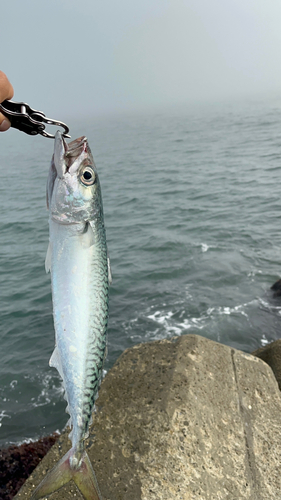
252 339 281 390
15 334 281 499
271 278 281 297
0 434 58 500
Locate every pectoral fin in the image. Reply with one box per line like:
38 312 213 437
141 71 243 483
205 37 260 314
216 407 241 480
81 222 95 248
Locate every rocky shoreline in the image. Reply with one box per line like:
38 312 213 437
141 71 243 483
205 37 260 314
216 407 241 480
6 333 281 499
0 434 59 500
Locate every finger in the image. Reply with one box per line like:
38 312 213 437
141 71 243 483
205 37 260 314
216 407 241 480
0 111 11 131
0 71 14 103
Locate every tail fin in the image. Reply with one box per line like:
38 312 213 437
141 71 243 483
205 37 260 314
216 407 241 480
31 448 102 500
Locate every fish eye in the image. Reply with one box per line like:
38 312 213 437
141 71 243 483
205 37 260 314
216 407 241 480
80 166 96 186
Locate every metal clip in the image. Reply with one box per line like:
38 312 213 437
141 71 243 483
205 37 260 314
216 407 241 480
0 100 70 139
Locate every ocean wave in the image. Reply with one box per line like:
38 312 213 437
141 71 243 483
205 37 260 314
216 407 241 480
258 297 281 314
127 298 257 345
147 309 206 337
206 303 251 318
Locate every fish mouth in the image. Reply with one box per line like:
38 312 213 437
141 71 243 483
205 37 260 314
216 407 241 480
66 136 88 159
54 131 88 177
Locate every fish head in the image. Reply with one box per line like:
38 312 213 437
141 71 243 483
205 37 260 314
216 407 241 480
47 131 103 224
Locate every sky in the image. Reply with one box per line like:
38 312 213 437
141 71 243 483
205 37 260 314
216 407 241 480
2 0 281 121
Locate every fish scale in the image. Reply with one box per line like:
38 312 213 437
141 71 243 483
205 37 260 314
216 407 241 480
32 132 110 500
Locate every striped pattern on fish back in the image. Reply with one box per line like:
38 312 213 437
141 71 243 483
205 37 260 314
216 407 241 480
78 216 109 442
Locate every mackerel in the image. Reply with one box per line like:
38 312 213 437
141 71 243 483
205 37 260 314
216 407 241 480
32 131 111 500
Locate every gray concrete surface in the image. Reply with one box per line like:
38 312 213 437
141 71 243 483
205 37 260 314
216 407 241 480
252 339 281 390
15 334 281 499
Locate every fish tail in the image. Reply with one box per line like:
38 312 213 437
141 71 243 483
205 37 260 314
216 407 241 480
31 448 102 500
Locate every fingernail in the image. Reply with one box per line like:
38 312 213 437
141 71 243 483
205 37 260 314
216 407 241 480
0 119 10 131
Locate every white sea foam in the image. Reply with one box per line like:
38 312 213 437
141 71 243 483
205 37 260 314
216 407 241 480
9 380 18 389
147 310 183 338
259 297 281 312
8 430 61 447
210 304 249 318
200 242 217 252
146 309 207 341
29 373 64 409
201 243 209 252
142 298 257 343
0 410 11 428
247 269 262 278
260 335 270 347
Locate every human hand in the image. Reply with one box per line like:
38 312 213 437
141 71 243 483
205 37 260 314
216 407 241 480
0 71 14 132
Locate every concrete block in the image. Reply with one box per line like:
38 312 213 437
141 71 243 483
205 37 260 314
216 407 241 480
15 335 281 500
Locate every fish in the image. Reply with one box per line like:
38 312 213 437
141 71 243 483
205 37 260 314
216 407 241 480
31 131 111 500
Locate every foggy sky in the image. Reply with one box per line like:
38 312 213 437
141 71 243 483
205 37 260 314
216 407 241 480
2 0 281 120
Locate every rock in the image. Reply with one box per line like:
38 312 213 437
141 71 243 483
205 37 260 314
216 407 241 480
252 339 281 390
0 434 58 500
271 278 281 297
15 334 281 499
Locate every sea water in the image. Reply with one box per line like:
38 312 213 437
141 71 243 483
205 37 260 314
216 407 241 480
1 98 281 446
